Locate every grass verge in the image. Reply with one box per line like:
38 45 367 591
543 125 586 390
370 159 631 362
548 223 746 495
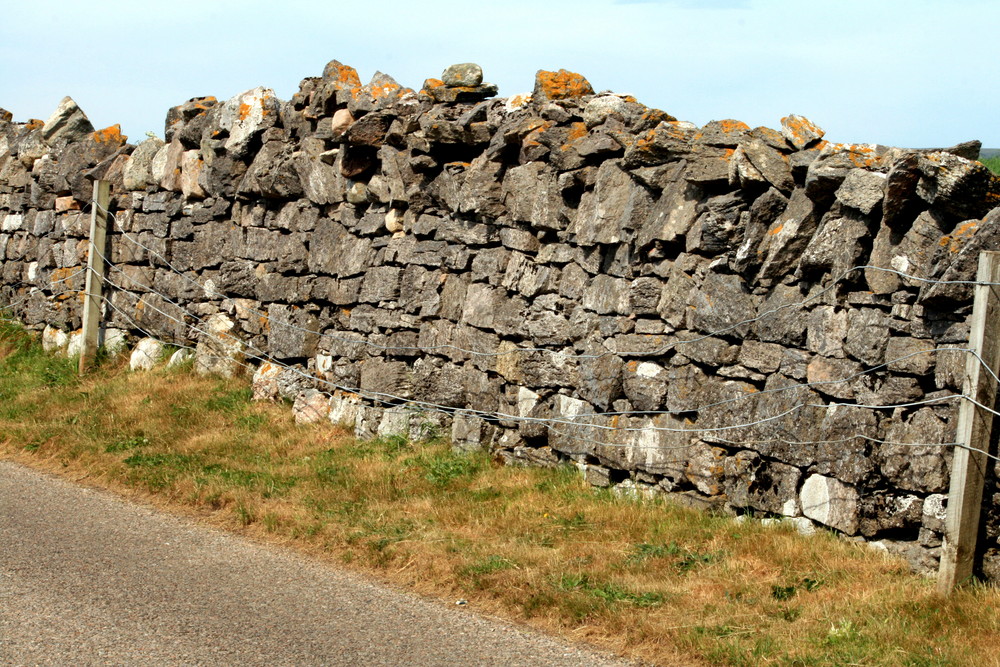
1 319 998 666
979 154 1000 176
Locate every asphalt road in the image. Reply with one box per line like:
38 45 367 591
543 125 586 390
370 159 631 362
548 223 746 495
0 461 634 666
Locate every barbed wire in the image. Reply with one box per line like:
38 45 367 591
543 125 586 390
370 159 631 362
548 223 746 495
5 201 998 461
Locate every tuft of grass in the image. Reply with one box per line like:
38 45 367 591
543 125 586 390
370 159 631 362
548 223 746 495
979 154 1000 176
3 320 1000 666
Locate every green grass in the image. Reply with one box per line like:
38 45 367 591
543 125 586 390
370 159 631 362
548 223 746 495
979 154 1000 176
3 319 1000 666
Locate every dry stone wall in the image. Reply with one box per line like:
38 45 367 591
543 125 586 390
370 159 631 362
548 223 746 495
3 60 1000 577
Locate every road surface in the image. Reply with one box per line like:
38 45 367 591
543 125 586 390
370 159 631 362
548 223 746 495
0 461 634 666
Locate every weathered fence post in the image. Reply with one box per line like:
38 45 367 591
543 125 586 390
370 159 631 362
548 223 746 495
937 251 1000 593
78 179 110 375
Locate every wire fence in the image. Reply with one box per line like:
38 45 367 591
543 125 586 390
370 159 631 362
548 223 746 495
2 202 997 462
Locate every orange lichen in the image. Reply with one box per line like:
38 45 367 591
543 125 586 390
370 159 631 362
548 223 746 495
938 220 979 253
238 102 252 121
25 119 44 131
331 64 361 87
92 124 126 146
719 119 749 133
371 80 401 100
768 223 785 236
534 69 594 100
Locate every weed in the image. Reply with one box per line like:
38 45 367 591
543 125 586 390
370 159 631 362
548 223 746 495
105 435 150 453
461 555 518 577
206 386 253 412
421 451 482 487
556 573 664 607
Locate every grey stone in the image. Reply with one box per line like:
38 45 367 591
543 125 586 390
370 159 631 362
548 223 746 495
740 136 794 193
835 168 886 214
780 114 825 150
637 172 701 248
806 306 847 358
623 360 669 412
571 160 652 245
442 63 483 88
880 409 953 493
798 209 870 277
859 494 923 538
885 337 936 375
686 272 755 338
756 189 820 282
800 474 859 534
844 308 890 367
41 96 94 145
582 275 629 315
502 162 565 231
725 451 802 517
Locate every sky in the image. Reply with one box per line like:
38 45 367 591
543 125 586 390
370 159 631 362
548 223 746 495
1 0 997 150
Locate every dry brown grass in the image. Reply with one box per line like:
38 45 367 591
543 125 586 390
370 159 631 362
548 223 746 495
2 323 1000 666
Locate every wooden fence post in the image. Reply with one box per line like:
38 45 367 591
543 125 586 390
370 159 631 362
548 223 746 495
937 251 1000 593
78 180 110 375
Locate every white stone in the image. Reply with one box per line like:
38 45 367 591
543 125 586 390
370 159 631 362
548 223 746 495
166 349 195 368
377 407 412 438
130 337 165 371
635 361 663 379
329 392 362 428
66 331 84 358
101 328 128 356
800 474 860 534
2 215 23 232
27 262 38 281
293 389 330 425
42 325 68 353
517 386 541 418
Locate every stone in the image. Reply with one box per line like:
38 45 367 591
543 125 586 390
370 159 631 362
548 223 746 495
756 188 820 282
583 95 628 128
214 87 281 160
806 356 862 400
623 360 669 411
686 271 755 338
917 151 994 221
194 313 245 378
844 308 890 367
880 408 953 493
129 337 165 371
740 136 794 193
807 306 847 358
293 389 330 425
637 170 701 248
834 168 886 214
724 451 802 517
800 474 860 535
41 97 94 145
533 69 594 101
502 162 564 231
779 114 824 150
442 63 483 87
798 209 870 277
623 121 697 168
805 143 886 202
885 337 936 375
859 494 923 538
685 442 727 496
571 160 653 245
123 137 166 191
695 119 749 147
